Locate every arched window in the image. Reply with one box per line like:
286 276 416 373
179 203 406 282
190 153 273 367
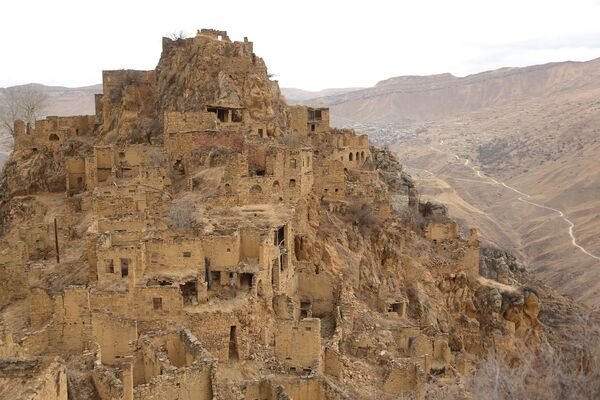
272 181 281 190
349 152 353 161
250 184 262 194
289 179 296 188
361 151 365 160
356 152 360 162
48 134 60 141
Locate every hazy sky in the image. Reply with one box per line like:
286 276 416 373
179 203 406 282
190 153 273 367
2 0 600 90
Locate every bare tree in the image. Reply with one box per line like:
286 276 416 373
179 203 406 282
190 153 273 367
0 86 48 136
167 30 188 41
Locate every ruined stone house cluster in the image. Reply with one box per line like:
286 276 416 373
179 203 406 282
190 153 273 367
0 28 489 400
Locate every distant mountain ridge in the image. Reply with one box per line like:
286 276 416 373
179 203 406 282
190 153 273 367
280 87 363 104
304 57 600 123
0 83 101 117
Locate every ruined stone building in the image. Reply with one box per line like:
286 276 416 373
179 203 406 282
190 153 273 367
0 28 543 400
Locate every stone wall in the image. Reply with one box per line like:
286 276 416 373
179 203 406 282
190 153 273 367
275 318 322 372
0 357 68 400
13 115 96 153
92 312 138 365
382 361 425 400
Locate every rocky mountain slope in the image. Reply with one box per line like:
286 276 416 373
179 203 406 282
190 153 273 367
299 58 600 307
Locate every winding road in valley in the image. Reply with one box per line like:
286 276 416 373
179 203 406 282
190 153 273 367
429 145 600 262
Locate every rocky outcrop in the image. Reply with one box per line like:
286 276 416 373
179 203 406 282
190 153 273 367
480 246 526 285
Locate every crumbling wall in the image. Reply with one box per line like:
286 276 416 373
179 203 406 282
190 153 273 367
96 244 142 287
93 362 123 400
188 311 247 362
312 158 345 199
145 237 204 279
382 361 425 400
21 287 93 356
90 289 132 317
0 357 68 400
52 287 93 353
202 233 240 269
280 378 325 400
297 269 335 317
65 157 86 192
92 312 138 365
164 130 244 164
28 358 69 400
133 366 213 400
134 287 183 320
425 220 460 241
28 288 54 327
275 318 322 372
13 114 96 153
0 264 35 306
164 111 217 134
287 106 330 136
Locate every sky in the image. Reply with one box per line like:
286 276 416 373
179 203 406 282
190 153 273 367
2 0 600 91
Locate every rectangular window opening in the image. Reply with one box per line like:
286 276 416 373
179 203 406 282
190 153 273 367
120 258 130 277
153 297 162 310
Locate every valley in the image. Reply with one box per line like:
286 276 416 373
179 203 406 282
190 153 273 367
297 58 600 306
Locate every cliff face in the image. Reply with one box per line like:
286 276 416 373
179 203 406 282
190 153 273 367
156 30 286 126
99 29 288 146
0 28 589 400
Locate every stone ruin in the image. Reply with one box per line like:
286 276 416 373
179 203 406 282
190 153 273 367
0 28 542 400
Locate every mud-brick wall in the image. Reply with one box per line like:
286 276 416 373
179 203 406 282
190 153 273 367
93 364 124 400
0 264 33 306
92 311 138 365
275 318 322 371
297 270 335 318
164 111 217 134
90 289 133 317
281 378 325 400
188 311 248 362
29 358 69 400
383 362 425 400
134 287 183 321
28 288 54 326
51 287 92 353
425 221 460 241
165 131 244 161
133 367 213 400
201 233 240 269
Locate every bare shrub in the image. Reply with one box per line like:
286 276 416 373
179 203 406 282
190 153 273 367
167 30 188 41
281 132 302 147
346 203 382 237
467 333 600 400
168 201 194 229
